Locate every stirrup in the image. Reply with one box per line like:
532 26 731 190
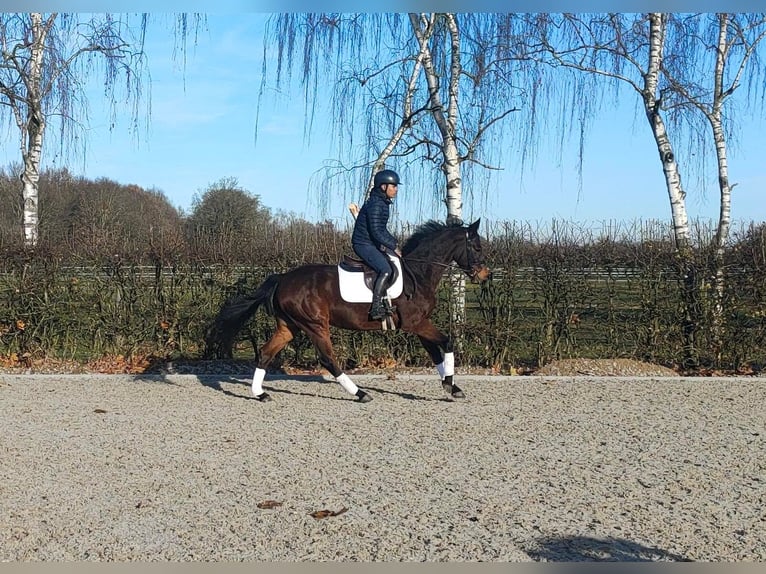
382 297 396 316
369 304 385 321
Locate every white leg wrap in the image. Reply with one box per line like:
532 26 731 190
252 368 266 397
437 352 455 378
336 373 359 396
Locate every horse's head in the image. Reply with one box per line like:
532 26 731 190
455 219 491 283
401 218 491 283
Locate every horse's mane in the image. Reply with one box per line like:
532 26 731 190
402 220 463 256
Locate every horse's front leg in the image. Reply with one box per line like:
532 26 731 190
416 326 464 399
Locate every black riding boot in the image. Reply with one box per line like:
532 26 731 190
369 271 390 321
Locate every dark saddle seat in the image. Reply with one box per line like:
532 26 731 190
339 254 399 292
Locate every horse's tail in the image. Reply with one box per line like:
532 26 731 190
204 273 282 359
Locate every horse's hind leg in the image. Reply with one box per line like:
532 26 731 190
251 319 296 402
416 327 463 399
300 322 372 403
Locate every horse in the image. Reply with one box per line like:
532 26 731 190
205 218 491 403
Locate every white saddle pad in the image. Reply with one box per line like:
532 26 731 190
338 255 403 303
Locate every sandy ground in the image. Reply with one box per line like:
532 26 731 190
1 372 765 562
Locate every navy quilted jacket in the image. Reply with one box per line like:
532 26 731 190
351 189 398 252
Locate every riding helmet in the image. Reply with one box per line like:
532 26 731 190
373 169 401 188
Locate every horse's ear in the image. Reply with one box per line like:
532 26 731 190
468 218 481 233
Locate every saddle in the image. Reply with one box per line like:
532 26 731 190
339 254 399 291
337 253 404 305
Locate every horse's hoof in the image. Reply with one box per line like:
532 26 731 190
355 390 373 403
443 381 465 399
254 392 273 402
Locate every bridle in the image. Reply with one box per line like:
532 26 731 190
402 230 484 281
462 230 483 280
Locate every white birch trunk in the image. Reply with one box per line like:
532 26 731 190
646 110 689 250
644 14 690 252
20 13 49 247
708 14 734 361
410 13 466 326
21 160 41 247
711 123 731 259
443 15 465 324
709 116 730 361
644 13 698 364
710 15 732 261
410 13 463 223
442 14 463 224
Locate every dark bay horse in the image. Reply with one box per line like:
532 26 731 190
205 219 490 403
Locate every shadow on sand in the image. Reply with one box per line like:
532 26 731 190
136 369 455 403
525 534 691 563
203 374 452 403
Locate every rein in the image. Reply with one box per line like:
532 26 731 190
404 258 474 278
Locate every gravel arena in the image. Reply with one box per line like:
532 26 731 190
1 370 765 562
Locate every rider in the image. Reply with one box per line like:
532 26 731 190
351 168 402 321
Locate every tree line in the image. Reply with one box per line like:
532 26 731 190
0 167 346 265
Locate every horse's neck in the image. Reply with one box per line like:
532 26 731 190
408 244 455 287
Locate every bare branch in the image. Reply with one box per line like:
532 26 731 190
460 106 521 164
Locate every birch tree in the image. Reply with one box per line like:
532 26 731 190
530 14 693 248
0 14 154 248
661 13 766 361
258 13 535 223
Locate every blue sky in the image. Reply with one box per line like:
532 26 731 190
1 13 764 230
